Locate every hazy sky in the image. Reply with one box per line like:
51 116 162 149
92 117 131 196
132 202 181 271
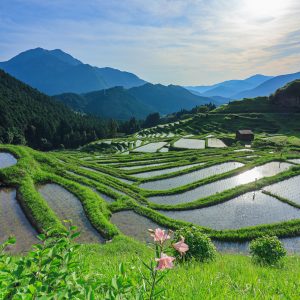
1 0 300 85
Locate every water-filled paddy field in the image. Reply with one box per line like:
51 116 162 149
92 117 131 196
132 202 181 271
214 237 300 253
132 142 168 153
149 162 292 205
264 175 300 205
158 191 300 229
0 188 37 252
2 142 300 254
119 162 170 170
207 138 227 148
0 152 17 169
110 210 165 242
173 138 205 149
37 184 104 243
140 161 243 190
133 162 205 179
288 159 300 164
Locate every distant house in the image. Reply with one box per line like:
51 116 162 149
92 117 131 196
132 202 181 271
236 130 254 141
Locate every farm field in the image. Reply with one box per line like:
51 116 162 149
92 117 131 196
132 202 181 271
1 129 300 252
1 127 300 299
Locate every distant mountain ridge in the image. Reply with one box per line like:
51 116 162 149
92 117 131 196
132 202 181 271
0 48 146 95
233 71 300 99
186 74 273 99
54 83 214 120
215 79 300 114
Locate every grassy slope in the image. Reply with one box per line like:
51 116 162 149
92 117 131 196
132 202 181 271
80 238 300 299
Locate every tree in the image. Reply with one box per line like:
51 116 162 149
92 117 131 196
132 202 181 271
143 112 160 128
108 119 119 137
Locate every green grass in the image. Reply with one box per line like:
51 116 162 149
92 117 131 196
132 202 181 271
78 238 300 299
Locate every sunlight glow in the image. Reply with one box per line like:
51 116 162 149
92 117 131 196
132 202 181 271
236 168 261 185
243 0 289 18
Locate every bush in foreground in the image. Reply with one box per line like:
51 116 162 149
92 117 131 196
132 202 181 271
250 235 286 266
174 227 216 262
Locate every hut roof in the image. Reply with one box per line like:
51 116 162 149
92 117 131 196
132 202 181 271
237 130 254 135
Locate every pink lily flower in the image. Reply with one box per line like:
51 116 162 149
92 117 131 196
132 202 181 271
148 228 170 244
173 236 189 256
155 253 175 270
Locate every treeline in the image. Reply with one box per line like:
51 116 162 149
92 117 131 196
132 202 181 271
120 103 216 134
0 70 115 150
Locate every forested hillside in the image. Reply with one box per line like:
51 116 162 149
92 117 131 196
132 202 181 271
216 79 300 114
0 69 111 149
54 83 213 119
54 87 154 120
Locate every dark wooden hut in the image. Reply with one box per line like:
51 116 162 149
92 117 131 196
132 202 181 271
236 130 254 141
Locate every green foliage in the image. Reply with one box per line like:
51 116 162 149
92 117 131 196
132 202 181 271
143 112 161 128
0 225 89 299
250 236 286 266
0 227 144 299
174 227 216 262
0 69 114 150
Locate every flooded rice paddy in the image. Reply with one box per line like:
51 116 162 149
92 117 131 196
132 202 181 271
133 162 205 179
38 184 104 243
140 162 244 190
132 142 168 153
215 237 300 254
288 159 300 164
264 175 300 205
0 152 17 169
0 188 37 253
119 162 170 170
81 166 134 184
158 191 300 229
149 162 292 205
93 189 115 203
207 138 227 148
173 138 205 149
110 210 165 242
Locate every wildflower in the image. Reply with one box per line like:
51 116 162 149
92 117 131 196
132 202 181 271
149 228 170 244
155 253 175 270
173 236 189 256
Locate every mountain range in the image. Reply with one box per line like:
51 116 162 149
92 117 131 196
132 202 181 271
186 72 300 101
1 47 300 119
0 48 146 95
54 84 213 120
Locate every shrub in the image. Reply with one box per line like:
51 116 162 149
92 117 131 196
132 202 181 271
189 156 198 162
174 227 216 262
249 236 286 266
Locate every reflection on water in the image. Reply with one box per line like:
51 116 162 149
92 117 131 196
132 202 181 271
133 163 205 179
215 237 300 254
38 184 104 243
120 162 169 170
159 191 300 229
264 175 300 205
93 189 115 203
140 162 243 190
81 166 133 184
149 162 292 205
0 188 37 253
0 152 17 169
111 210 166 242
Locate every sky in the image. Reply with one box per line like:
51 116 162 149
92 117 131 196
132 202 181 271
0 0 300 85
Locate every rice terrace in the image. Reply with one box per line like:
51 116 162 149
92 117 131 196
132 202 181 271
2 0 300 298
